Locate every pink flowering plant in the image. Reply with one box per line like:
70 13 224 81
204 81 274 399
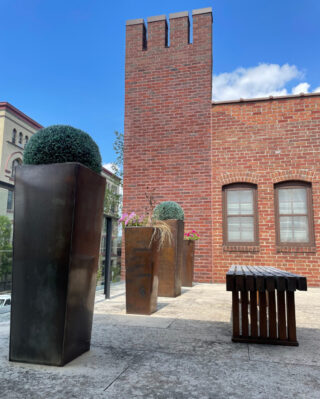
118 212 147 229
118 209 173 250
184 230 200 241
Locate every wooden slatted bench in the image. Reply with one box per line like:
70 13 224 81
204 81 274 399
226 265 307 346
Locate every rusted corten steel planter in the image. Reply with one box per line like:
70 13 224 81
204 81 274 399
158 219 184 297
125 227 159 315
10 163 105 366
182 240 195 287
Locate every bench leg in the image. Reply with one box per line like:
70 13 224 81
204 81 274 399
250 290 258 338
259 291 267 338
277 291 287 341
232 290 240 338
268 291 277 339
287 291 298 344
241 291 249 337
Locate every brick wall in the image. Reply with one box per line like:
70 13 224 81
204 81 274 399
212 95 320 286
123 8 320 286
123 9 213 282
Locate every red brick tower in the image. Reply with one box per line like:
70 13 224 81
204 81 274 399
124 8 213 282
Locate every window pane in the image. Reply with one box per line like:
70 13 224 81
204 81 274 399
228 216 254 242
279 188 307 215
280 216 309 243
227 190 253 215
293 216 309 242
279 216 293 241
7 191 13 210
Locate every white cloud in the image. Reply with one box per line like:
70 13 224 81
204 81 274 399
212 63 304 101
314 87 320 93
291 82 310 94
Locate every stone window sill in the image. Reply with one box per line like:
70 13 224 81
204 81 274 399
223 245 260 253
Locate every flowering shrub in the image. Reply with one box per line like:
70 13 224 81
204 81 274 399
118 212 173 250
118 212 146 229
184 230 200 241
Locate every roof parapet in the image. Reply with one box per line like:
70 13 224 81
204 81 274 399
126 18 144 26
169 11 188 19
211 92 320 105
126 7 212 51
147 15 166 23
192 7 212 15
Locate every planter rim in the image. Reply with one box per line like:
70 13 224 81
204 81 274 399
124 225 155 230
19 162 102 177
159 218 184 221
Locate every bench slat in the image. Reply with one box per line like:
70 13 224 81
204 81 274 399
227 265 306 292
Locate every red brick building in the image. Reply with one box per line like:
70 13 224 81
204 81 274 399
123 7 320 286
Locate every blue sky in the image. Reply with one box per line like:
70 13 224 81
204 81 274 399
1 0 319 166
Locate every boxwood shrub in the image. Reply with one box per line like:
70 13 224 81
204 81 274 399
153 201 184 221
23 125 102 174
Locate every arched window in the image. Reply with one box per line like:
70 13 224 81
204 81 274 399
12 129 17 144
274 181 314 246
11 158 22 178
25 136 29 147
222 183 259 245
7 190 14 211
18 132 23 145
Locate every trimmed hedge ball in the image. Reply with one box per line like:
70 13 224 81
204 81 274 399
23 125 102 174
153 201 184 221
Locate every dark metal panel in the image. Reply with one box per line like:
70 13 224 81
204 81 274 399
181 240 195 287
125 226 159 315
158 220 183 297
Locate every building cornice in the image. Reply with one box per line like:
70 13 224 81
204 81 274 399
0 102 43 129
102 167 121 182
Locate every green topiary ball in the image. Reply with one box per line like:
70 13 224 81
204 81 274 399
153 201 184 221
23 125 102 174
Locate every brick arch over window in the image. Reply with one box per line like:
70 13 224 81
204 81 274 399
219 171 260 186
272 170 316 185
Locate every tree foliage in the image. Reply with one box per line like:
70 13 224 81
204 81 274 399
104 183 121 217
0 216 12 280
112 131 123 179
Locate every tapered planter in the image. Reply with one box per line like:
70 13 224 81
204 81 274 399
9 163 105 366
125 227 159 315
182 240 195 287
158 219 184 297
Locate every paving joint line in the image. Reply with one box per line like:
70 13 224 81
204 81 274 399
103 364 131 392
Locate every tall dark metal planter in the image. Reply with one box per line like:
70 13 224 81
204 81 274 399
158 219 184 297
125 227 159 315
182 240 195 287
9 163 105 366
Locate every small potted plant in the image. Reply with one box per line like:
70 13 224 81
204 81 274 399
182 230 199 287
10 125 106 366
120 212 172 315
153 201 184 297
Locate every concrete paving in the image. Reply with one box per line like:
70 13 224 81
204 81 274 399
1 283 320 398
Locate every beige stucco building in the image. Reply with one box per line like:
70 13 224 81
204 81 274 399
0 102 42 221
